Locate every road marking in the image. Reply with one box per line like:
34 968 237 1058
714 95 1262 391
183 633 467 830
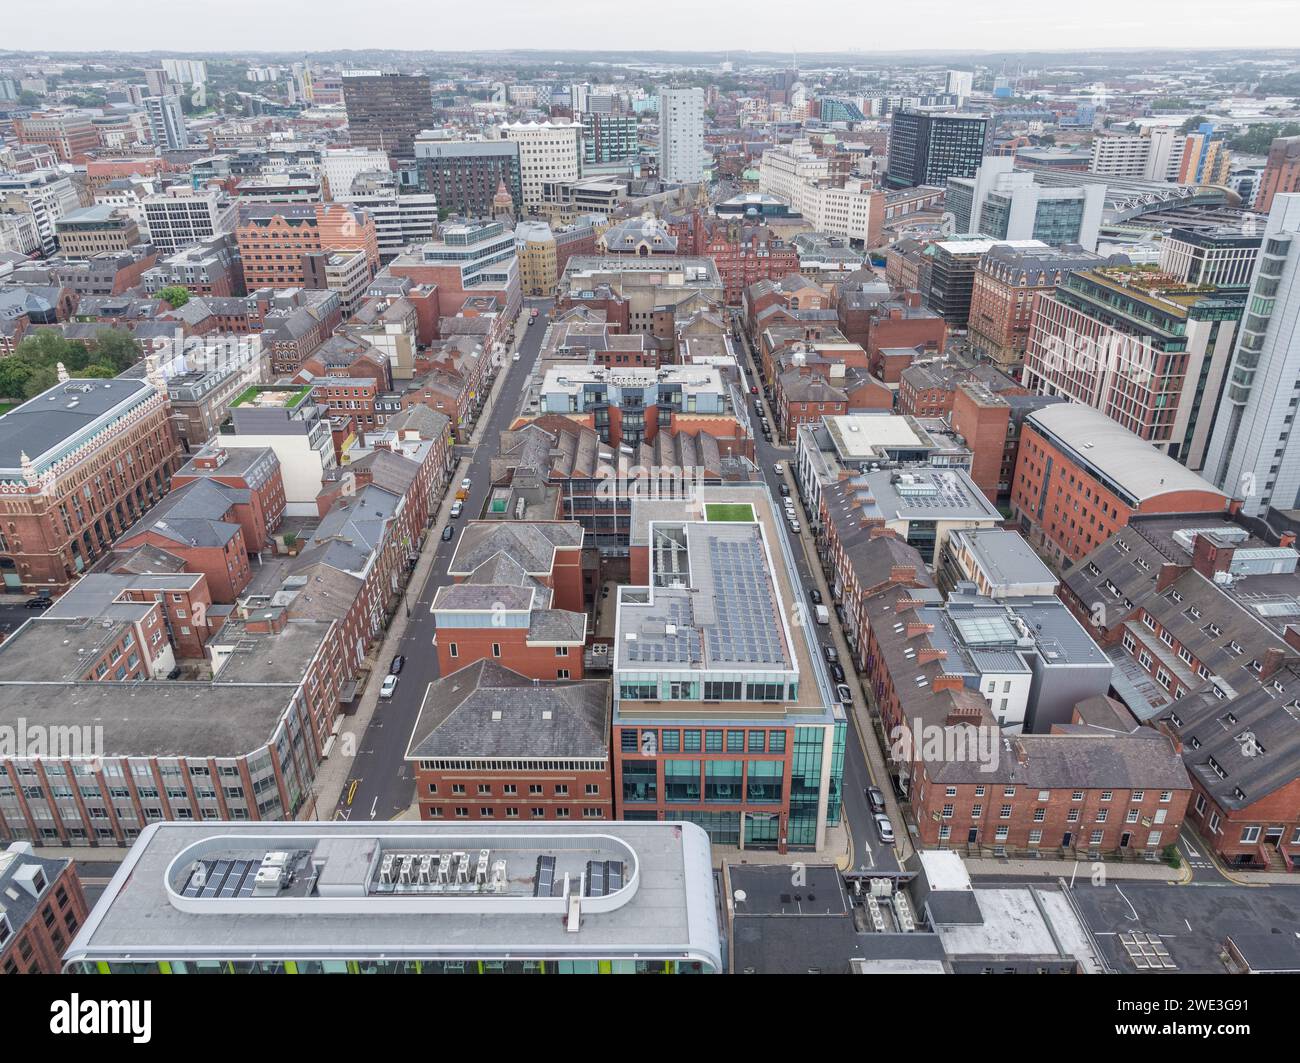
346 780 357 806
370 796 378 818
1114 885 1140 922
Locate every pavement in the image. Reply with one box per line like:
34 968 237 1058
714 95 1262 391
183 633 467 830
316 300 553 824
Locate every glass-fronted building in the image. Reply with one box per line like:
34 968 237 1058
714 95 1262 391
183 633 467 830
612 487 846 853
63 821 722 974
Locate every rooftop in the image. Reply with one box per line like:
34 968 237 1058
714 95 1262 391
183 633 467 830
63 821 721 969
1026 403 1227 507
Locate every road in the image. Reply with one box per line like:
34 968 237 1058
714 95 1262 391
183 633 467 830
332 299 553 823
728 308 900 872
330 298 895 868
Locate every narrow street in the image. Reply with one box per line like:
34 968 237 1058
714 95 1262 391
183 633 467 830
331 299 553 822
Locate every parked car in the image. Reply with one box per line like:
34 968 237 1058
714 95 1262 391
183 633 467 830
24 595 52 609
390 655 405 675
836 683 853 706
450 500 463 518
830 662 845 683
865 787 887 815
778 483 790 497
513 351 521 361
874 814 895 845
460 477 472 491
772 462 784 475
750 385 759 395
788 519 801 534
808 588 823 606
441 525 455 542
380 674 399 699
813 603 829 624
823 643 839 663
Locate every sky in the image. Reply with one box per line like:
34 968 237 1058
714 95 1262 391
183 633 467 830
6 0 1300 55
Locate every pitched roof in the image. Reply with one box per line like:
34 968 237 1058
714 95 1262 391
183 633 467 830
404 660 609 760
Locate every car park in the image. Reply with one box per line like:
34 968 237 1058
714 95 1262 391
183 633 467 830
874 814 895 845
865 787 887 814
390 655 405 675
380 674 399 699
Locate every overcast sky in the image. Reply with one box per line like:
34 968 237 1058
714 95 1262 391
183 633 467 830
7 0 1299 55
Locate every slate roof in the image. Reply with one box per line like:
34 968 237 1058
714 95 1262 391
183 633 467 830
404 660 609 760
292 484 400 577
118 479 246 549
449 521 585 576
1161 678 1300 811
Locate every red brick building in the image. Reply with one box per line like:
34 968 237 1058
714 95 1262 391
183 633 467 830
0 844 89 974
834 284 946 379
169 445 286 555
856 543 1191 857
236 204 379 291
0 378 180 592
407 660 612 824
1011 404 1231 567
950 382 1011 503
670 212 800 305
113 478 257 604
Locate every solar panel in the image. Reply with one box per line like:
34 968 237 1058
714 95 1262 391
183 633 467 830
534 855 556 898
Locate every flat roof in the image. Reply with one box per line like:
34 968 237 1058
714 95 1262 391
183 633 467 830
824 414 924 459
64 822 721 969
952 528 1058 588
1026 403 1225 506
0 378 156 477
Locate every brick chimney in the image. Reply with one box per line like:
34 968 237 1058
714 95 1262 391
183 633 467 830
1285 625 1300 652
895 596 924 613
1281 531 1297 550
1190 533 1234 581
1260 646 1289 681
868 524 895 539
889 563 917 583
1155 562 1189 592
918 647 948 665
942 691 979 713
906 621 934 639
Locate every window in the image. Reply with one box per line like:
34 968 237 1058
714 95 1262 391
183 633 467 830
492 643 501 658
1100 791 1112 801
1033 808 1045 822
1090 830 1104 845
1071 791 1083 801
1131 791 1144 802
1067 809 1080 823
1241 826 1261 844
999 805 1012 819
1028 829 1042 845
941 804 954 819
449 643 458 658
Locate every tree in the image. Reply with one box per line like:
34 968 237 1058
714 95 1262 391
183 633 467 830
89 329 142 373
1179 114 1211 134
21 367 58 399
158 285 191 309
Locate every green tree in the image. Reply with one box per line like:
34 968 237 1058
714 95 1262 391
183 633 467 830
157 285 191 309
21 367 58 399
89 329 141 373
1179 114 1211 134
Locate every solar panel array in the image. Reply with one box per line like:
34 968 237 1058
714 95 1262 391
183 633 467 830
181 859 262 899
624 596 702 664
705 535 785 665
